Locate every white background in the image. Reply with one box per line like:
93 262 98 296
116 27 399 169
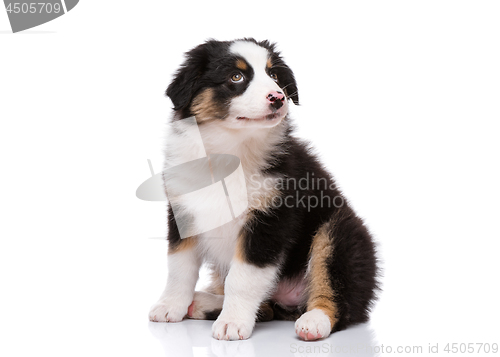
1 1 499 356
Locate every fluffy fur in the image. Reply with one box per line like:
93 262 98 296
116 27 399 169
149 38 379 341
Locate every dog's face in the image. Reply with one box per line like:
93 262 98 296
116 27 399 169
166 39 299 129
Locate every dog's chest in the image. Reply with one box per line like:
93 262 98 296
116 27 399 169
196 216 244 268
165 123 281 267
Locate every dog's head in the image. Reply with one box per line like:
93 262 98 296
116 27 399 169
166 38 299 129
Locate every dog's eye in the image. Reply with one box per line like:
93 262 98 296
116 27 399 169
270 73 278 81
231 73 244 83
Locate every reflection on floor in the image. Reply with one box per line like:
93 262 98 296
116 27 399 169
149 319 378 357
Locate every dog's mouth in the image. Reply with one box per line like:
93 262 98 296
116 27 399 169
237 113 281 121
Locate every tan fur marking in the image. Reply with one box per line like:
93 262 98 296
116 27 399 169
236 59 247 71
266 58 272 68
233 208 262 262
307 225 338 328
168 237 197 254
190 88 226 123
234 233 246 262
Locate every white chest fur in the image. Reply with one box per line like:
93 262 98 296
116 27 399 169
164 118 285 269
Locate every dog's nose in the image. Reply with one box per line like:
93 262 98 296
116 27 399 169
267 91 285 109
267 91 285 103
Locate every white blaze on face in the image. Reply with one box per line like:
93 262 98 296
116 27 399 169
226 41 288 128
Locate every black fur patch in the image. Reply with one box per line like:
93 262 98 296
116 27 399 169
204 309 222 321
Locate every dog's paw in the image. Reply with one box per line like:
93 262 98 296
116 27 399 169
187 291 224 320
149 300 189 323
295 309 332 341
212 316 254 341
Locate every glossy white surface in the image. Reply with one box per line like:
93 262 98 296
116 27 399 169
149 320 377 357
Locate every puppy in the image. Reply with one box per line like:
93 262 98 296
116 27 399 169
149 38 379 341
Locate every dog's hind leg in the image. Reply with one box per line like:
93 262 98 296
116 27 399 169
295 223 337 340
296 210 378 340
188 293 276 322
187 291 224 320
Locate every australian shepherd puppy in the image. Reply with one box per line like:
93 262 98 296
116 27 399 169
149 38 379 341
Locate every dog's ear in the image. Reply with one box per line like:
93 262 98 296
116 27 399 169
261 40 299 106
280 65 299 106
166 43 210 111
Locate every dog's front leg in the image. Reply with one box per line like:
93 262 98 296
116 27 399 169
212 258 278 340
149 238 201 323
